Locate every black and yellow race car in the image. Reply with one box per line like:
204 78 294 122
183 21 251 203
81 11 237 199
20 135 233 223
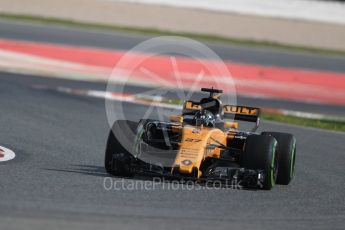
105 88 296 190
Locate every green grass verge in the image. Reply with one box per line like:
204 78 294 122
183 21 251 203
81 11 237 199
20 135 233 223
1 13 345 56
262 112 345 132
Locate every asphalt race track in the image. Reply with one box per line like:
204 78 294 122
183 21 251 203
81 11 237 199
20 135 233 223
0 20 345 229
0 72 345 230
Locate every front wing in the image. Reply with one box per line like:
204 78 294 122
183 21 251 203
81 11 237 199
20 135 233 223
111 154 265 189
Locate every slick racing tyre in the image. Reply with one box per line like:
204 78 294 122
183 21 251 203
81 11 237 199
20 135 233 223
262 132 296 185
241 135 278 190
104 120 137 177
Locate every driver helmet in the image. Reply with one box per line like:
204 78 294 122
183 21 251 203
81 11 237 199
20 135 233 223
193 110 215 127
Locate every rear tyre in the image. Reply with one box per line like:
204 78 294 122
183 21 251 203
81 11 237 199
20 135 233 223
104 120 137 177
241 135 278 190
262 132 296 185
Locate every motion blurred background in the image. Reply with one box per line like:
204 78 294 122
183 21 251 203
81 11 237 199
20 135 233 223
1 0 345 120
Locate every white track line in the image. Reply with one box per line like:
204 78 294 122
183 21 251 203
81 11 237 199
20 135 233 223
34 85 345 122
33 85 345 135
0 146 16 162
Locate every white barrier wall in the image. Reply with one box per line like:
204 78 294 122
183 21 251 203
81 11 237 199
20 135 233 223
109 0 345 24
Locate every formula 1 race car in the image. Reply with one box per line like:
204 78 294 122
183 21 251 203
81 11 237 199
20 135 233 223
105 88 296 190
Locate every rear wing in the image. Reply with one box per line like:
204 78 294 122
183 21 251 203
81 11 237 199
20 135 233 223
223 105 261 123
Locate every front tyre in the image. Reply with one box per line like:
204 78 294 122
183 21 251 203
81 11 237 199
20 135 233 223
104 120 137 177
262 132 296 185
241 135 278 190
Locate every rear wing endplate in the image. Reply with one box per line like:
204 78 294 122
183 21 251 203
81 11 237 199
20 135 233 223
182 101 202 115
